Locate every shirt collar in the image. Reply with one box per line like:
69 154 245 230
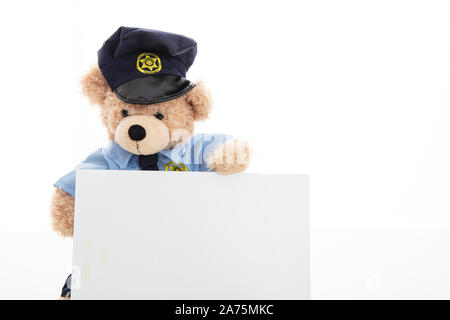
104 142 137 169
159 141 188 163
104 141 188 169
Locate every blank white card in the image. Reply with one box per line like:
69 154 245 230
71 170 309 299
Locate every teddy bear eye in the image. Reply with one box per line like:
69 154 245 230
154 112 164 120
122 110 129 117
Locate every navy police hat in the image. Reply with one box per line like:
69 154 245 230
98 26 197 105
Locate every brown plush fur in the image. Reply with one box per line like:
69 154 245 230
50 188 75 237
80 67 109 106
207 138 250 174
51 66 249 239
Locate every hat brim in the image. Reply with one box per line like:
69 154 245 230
114 74 195 105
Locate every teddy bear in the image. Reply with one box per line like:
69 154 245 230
50 27 250 299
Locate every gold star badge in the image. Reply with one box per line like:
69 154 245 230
165 161 189 172
136 52 162 74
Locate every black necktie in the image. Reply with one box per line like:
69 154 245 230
138 153 159 171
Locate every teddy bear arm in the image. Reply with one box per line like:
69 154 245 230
206 138 250 174
50 188 75 238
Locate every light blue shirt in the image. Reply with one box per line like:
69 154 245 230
54 133 232 197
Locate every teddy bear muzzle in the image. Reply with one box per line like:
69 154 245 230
115 114 170 155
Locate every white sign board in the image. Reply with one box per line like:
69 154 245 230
71 170 309 300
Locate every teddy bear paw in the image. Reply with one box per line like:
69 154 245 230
207 138 250 174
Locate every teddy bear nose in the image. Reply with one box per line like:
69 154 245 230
128 125 146 141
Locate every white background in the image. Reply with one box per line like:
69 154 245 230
0 0 450 299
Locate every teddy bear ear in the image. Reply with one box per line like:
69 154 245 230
185 81 212 121
80 66 110 106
